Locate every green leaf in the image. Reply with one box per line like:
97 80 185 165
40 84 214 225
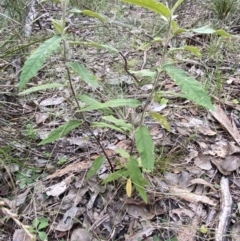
38 120 81 145
127 157 149 203
163 65 214 110
193 25 215 34
121 0 171 18
18 83 64 95
115 148 130 158
173 28 187 35
52 19 64 34
32 218 40 228
79 99 141 112
130 69 157 78
69 8 107 22
38 231 47 241
78 95 113 114
214 29 232 37
102 116 133 132
149 112 170 131
38 221 49 230
87 156 104 180
19 36 61 90
70 41 119 52
102 169 129 184
172 0 185 13
135 125 155 170
184 46 202 58
68 62 99 88
91 122 125 133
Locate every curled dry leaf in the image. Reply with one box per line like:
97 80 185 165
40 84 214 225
210 104 240 145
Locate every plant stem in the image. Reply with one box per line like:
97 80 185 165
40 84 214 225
140 16 173 125
60 3 114 173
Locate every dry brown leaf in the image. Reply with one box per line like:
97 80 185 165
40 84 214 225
210 104 240 145
177 215 199 241
35 112 49 124
222 155 240 172
198 125 216 136
55 206 78 231
45 175 73 196
211 158 231 175
46 160 91 180
194 154 212 170
13 229 35 241
231 222 240 241
127 227 155 241
189 178 217 192
126 204 155 220
170 186 216 206
71 228 91 241
39 96 65 106
210 141 228 158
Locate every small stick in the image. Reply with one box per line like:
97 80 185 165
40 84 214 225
215 176 232 241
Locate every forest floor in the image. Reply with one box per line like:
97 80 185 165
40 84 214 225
1 0 240 240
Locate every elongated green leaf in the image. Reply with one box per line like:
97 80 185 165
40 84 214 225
70 41 119 52
135 125 154 170
130 69 157 78
52 19 64 34
163 65 214 110
91 122 125 133
184 46 201 58
149 112 170 131
172 0 185 13
78 95 113 114
121 0 171 18
18 83 64 95
102 116 133 132
87 156 104 180
102 169 129 184
38 120 81 145
69 8 107 22
68 62 99 88
127 157 149 203
19 36 61 90
214 29 231 37
193 25 215 34
79 99 141 112
115 148 130 158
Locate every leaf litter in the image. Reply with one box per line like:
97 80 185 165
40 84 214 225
1 1 240 241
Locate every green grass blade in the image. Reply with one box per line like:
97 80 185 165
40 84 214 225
163 65 214 110
135 125 155 170
121 0 171 18
18 83 64 95
68 62 99 88
19 36 62 90
38 120 81 145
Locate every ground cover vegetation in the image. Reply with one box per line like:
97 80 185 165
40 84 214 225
0 0 240 240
